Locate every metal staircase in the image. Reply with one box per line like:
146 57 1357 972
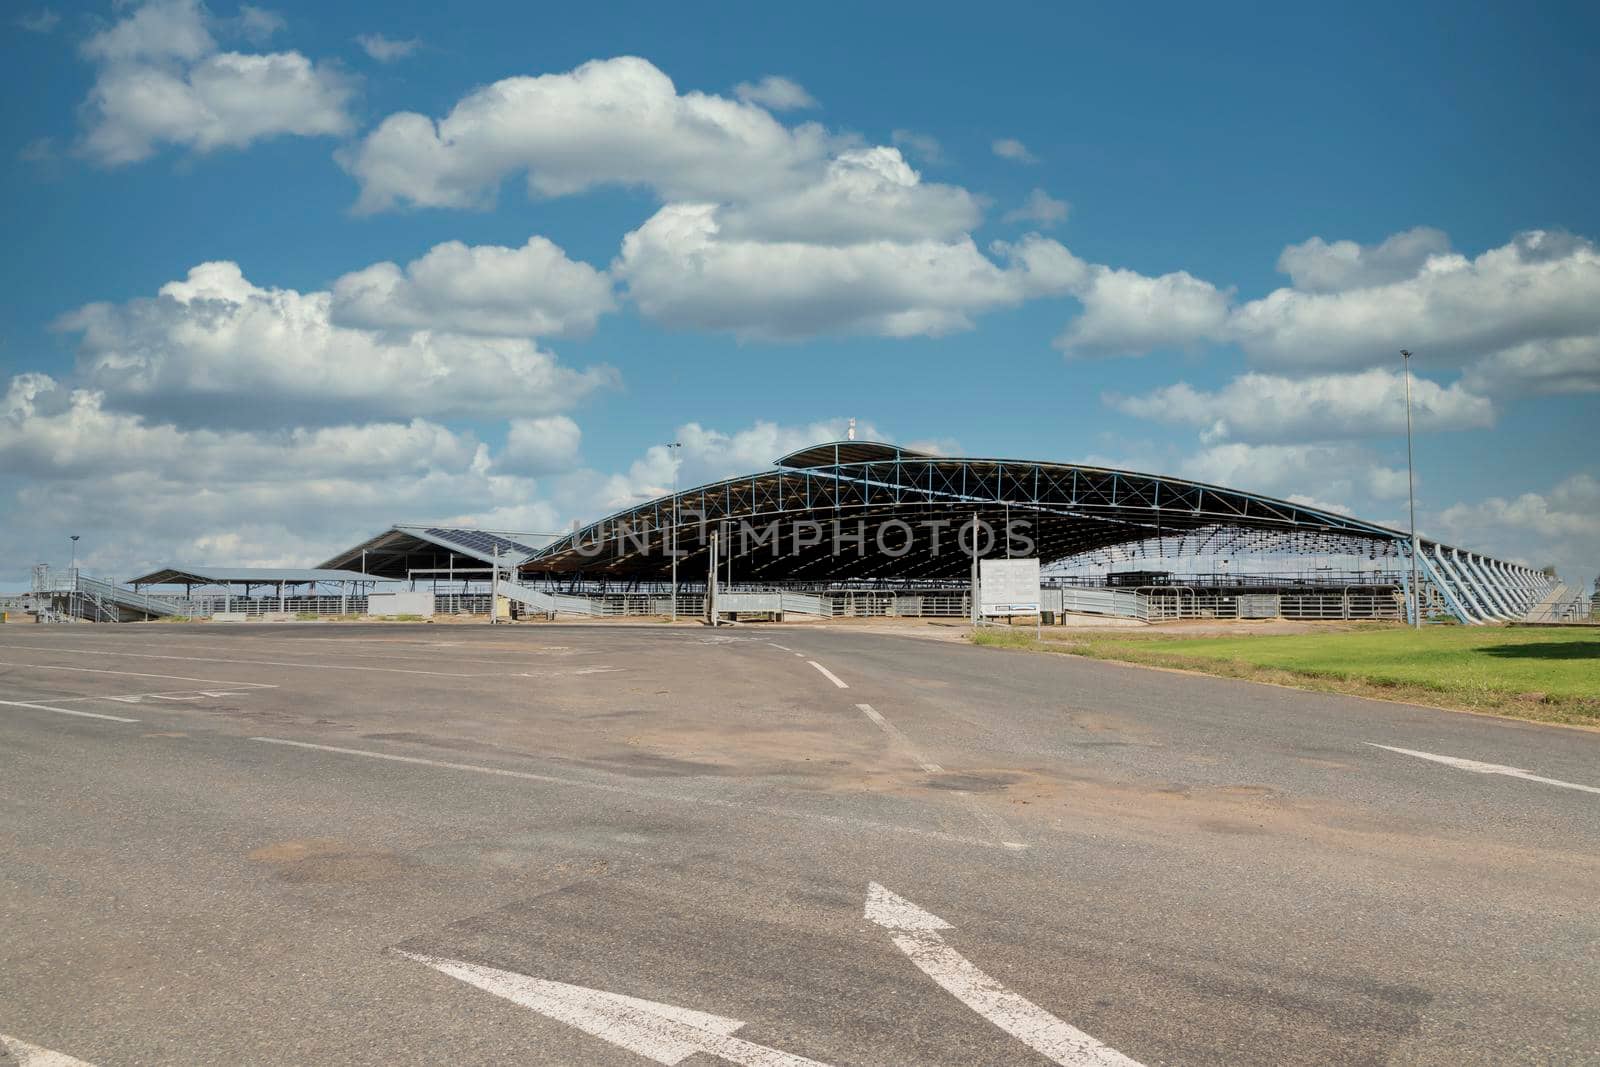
28 567 181 622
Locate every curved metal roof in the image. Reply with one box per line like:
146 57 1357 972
524 441 1432 583
129 566 384 586
777 441 934 468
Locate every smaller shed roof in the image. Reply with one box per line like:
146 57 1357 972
129 566 387 586
318 524 557 572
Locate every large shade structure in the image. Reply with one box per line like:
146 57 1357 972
524 441 1549 624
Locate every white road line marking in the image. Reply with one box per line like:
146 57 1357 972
398 952 833 1066
807 661 849 688
0 645 487 678
854 704 1026 850
0 698 139 723
952 796 1028 852
1367 743 1600 795
44 637 589 667
865 884 1142 1067
0 660 277 688
856 704 945 773
768 643 793 651
515 666 627 679
250 737 1010 849
46 689 255 705
0 1033 97 1066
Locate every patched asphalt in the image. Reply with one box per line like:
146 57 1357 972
2 622 1597 1064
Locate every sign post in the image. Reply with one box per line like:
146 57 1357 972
979 558 1042 637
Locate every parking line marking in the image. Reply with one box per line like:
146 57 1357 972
90 690 257 704
808 661 849 688
1368 743 1600 795
0 645 488 678
0 698 139 723
854 702 1025 849
856 703 944 774
0 660 277 689
250 736 1013 849
32 637 592 667
0 1032 96 1066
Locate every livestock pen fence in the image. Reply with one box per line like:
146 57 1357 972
140 585 1405 622
19 571 1404 624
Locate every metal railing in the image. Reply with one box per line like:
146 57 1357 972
27 568 182 621
17 570 1420 626
1523 592 1596 624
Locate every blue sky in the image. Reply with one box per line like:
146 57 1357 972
3 0 1597 587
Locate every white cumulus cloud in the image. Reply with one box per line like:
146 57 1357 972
1233 230 1600 373
1434 474 1600 579
1003 188 1068 228
1460 334 1600 396
991 137 1036 163
1055 227 1600 396
341 55 835 213
0 371 570 579
614 205 1083 340
57 260 616 427
356 33 419 63
330 236 615 338
1275 227 1450 293
501 415 583 476
1108 369 1495 444
1056 266 1232 356
339 55 1103 340
78 0 352 165
714 146 981 245
732 74 817 111
586 417 886 509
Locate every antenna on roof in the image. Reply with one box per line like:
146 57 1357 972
847 417 857 442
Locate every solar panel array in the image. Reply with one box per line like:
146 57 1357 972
422 528 544 562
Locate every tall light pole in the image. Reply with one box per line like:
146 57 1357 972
668 441 682 622
69 534 80 573
1401 349 1422 628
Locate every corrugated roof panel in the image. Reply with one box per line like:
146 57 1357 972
128 566 388 585
776 441 934 469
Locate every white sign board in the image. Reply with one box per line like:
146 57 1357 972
367 591 435 618
979 558 1041 616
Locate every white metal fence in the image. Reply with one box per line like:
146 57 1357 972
20 568 1413 624
156 586 1406 622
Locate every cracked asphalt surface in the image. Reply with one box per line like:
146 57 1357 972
2 622 1597 1064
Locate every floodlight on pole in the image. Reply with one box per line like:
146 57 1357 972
70 534 80 573
668 441 682 622
1401 349 1422 628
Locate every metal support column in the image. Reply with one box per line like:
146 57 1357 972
1431 546 1485 623
1414 549 1476 624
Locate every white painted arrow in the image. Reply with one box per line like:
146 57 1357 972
0 1033 96 1067
1367 743 1600 795
396 951 832 1066
102 689 252 705
865 883 1142 1067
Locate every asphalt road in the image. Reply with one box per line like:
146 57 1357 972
2 622 1596 1065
